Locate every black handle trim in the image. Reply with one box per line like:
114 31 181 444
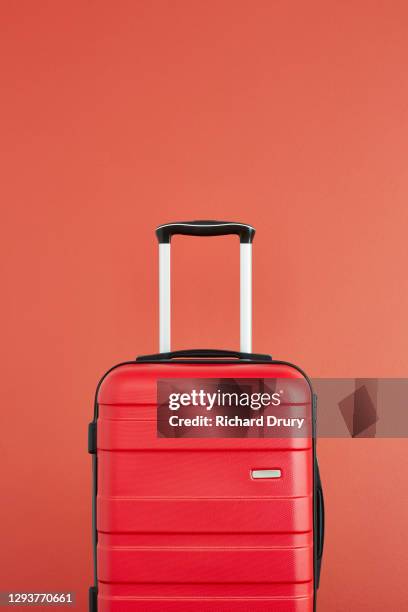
88 422 97 454
137 348 271 362
315 462 325 589
156 220 255 244
317 483 325 559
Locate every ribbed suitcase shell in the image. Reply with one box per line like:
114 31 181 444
91 359 318 611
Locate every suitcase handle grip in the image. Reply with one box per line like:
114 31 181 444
315 462 325 588
317 480 325 559
137 348 272 362
156 220 255 244
157 220 254 354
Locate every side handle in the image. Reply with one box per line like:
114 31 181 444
315 462 325 588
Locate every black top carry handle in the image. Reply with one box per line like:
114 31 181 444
156 220 255 244
137 348 272 362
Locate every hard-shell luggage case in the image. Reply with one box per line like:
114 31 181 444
89 221 325 612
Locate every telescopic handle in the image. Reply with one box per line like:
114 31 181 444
156 220 255 244
156 220 254 354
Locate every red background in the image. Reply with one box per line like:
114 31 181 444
1 1 408 610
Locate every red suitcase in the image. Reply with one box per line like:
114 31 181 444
89 221 324 612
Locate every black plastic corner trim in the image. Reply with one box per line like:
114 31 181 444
88 422 97 454
89 586 97 612
156 220 255 243
137 348 272 362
